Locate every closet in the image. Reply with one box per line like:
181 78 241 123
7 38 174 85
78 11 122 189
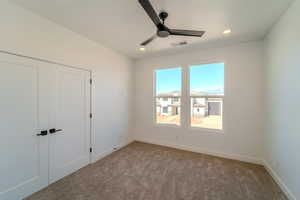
0 53 91 200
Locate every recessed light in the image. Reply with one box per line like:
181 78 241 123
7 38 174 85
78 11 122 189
223 29 231 34
139 47 146 51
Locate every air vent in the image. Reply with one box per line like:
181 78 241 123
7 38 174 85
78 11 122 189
171 41 188 47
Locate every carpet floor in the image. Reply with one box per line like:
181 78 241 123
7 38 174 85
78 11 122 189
25 142 287 200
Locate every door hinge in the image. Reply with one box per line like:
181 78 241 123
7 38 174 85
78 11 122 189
90 148 92 153
89 113 92 118
90 79 92 84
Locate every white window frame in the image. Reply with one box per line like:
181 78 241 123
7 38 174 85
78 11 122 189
153 66 183 127
152 61 225 133
188 61 225 133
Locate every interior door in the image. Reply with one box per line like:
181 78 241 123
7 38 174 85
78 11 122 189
48 65 91 184
0 55 49 200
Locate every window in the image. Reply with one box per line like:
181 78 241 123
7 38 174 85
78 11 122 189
155 67 181 125
162 107 168 113
154 63 224 130
190 63 224 130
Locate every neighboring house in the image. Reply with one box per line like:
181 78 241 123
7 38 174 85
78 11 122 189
156 91 180 116
156 91 223 117
191 97 222 118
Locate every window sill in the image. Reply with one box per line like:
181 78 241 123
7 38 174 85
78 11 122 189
188 126 224 134
154 123 181 128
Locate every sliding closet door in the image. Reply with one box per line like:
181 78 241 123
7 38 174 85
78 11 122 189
0 55 49 200
48 65 91 184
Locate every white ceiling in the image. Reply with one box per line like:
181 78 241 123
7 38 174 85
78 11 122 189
11 0 292 59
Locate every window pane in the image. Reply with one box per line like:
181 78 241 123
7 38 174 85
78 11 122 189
156 97 180 125
155 68 181 125
190 63 224 129
190 63 224 96
191 97 223 129
156 68 181 96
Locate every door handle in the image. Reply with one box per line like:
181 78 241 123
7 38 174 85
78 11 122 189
49 128 63 134
37 130 48 136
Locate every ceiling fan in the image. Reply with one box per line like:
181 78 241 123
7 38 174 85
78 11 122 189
138 0 205 46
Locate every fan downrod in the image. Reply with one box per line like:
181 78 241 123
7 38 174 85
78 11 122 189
159 12 168 23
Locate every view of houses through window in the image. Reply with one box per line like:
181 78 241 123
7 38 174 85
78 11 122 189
190 63 224 130
155 68 181 125
155 63 224 130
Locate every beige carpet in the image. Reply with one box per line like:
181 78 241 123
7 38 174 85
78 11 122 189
25 142 287 200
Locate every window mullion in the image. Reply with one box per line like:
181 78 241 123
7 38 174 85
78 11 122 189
181 65 190 128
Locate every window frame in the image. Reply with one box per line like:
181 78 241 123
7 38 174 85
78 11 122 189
152 61 225 133
187 61 225 133
153 66 183 127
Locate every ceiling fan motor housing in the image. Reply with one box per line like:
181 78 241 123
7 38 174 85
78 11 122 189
157 30 169 37
157 23 170 37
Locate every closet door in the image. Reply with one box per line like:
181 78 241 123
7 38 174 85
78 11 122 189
0 55 49 200
48 65 91 184
0 53 91 198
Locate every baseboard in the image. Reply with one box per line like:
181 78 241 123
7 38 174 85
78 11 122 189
91 139 134 163
135 137 263 165
263 160 296 200
118 138 135 150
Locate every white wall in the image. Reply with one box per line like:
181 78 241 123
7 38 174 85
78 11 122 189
134 41 264 164
3 0 298 198
0 0 134 161
264 0 300 199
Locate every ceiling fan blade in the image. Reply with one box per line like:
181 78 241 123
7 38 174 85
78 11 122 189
170 29 205 37
138 0 161 26
141 34 157 46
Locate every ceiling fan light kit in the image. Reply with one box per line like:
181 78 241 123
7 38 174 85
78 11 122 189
138 0 205 46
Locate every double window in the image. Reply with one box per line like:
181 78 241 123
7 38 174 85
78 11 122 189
154 63 224 131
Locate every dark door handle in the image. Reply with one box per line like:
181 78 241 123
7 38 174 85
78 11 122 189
49 128 63 134
37 130 48 136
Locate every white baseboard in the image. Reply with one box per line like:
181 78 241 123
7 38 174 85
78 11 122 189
135 137 263 165
91 148 114 163
91 139 134 163
263 160 296 200
119 139 135 148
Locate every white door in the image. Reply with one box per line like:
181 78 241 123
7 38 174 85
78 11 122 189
48 65 91 184
0 56 48 200
0 53 91 199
